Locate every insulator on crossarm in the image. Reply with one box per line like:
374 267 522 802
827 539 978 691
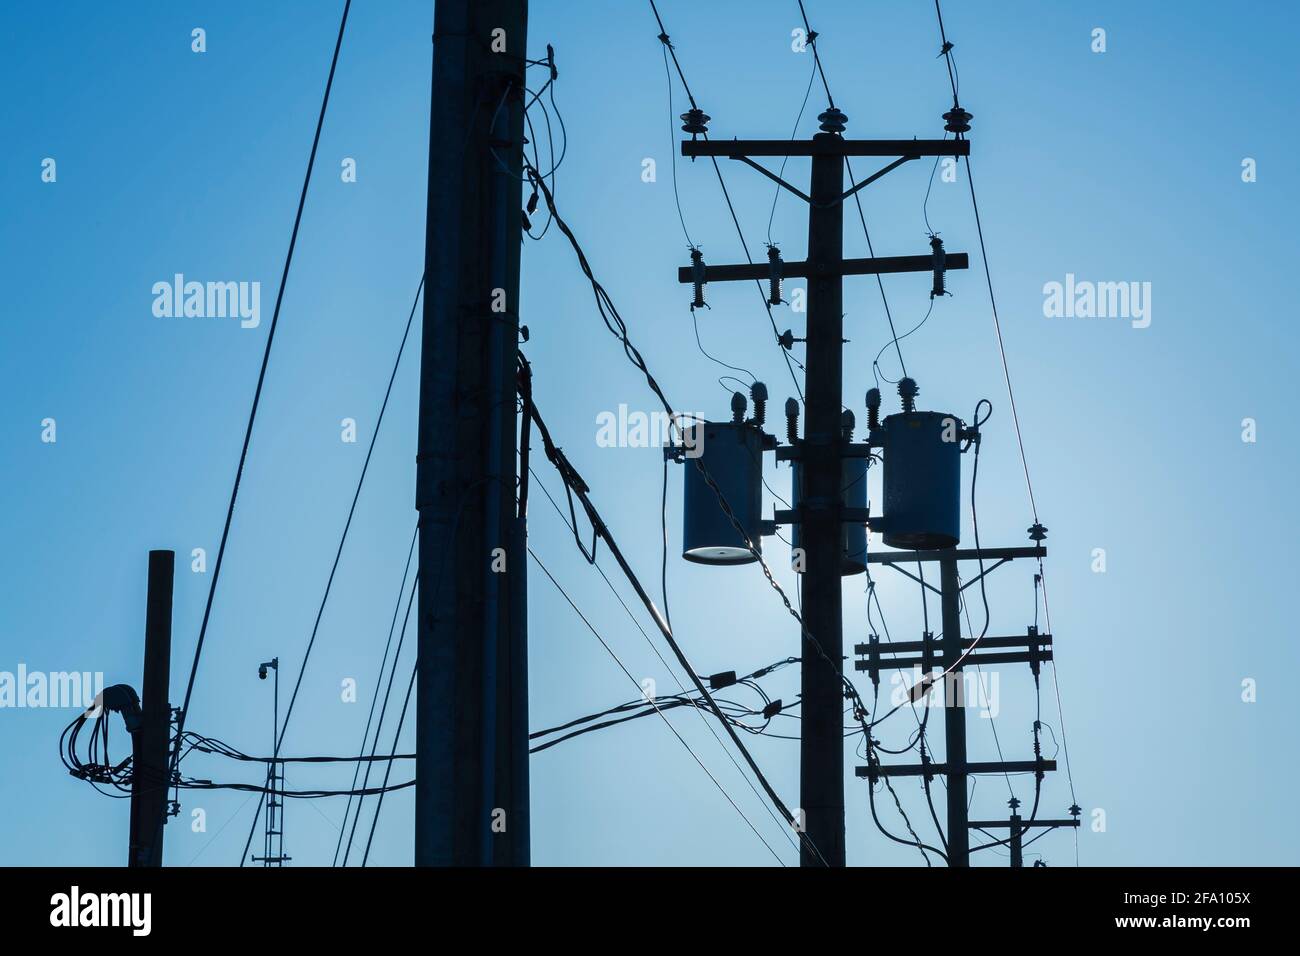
689 247 706 309
680 108 710 137
943 105 972 134
785 398 800 445
841 409 855 441
818 107 848 133
929 234 949 299
866 388 881 431
750 381 768 428
766 244 783 305
731 391 747 424
898 377 919 413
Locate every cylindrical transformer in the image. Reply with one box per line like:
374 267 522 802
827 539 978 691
880 410 961 550
790 457 869 575
682 421 764 565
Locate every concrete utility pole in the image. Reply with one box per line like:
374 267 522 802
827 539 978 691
680 115 968 866
416 0 530 867
128 549 173 868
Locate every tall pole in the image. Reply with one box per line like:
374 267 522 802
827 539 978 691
417 0 529 867
940 557 969 866
799 129 846 867
129 549 173 868
680 132 968 867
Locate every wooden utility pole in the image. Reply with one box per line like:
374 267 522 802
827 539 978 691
681 114 968 866
128 549 173 867
856 544 1081 866
939 556 969 866
416 0 530 867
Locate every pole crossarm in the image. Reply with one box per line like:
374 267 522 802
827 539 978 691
968 818 1081 830
856 759 1056 783
866 545 1046 565
682 138 971 158
855 648 1052 671
856 629 1051 675
677 252 968 285
855 632 1051 656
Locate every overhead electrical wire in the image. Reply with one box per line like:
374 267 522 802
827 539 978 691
527 462 804 857
646 0 807 404
521 365 822 863
793 0 910 379
522 121 950 862
931 0 1080 863
239 272 426 866
171 0 353 798
527 545 787 865
332 522 419 866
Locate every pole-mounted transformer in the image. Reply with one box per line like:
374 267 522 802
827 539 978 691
872 377 977 550
671 383 775 565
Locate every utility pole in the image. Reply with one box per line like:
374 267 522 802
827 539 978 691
968 798 1081 868
416 0 530 867
128 549 173 868
799 128 847 869
939 556 968 866
855 543 1081 866
679 112 967 866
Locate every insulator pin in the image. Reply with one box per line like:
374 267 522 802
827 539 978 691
818 107 848 133
750 382 768 428
865 388 881 431
766 245 783 305
730 391 747 424
943 106 972 134
680 108 710 136
898 377 919 414
785 398 800 445
929 235 948 299
689 247 706 309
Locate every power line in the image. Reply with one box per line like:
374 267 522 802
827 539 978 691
931 0 1080 863
333 522 418 866
239 272 424 865
646 1 807 403
527 545 787 865
528 463 803 856
342 572 419 865
171 0 353 795
522 376 826 864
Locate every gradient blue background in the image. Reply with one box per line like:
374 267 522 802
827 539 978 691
2 0 1295 866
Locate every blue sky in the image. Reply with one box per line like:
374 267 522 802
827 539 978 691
2 0 1296 866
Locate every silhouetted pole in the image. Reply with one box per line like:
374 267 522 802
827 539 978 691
681 125 969 867
940 556 969 866
128 549 173 867
416 0 530 866
799 131 847 868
